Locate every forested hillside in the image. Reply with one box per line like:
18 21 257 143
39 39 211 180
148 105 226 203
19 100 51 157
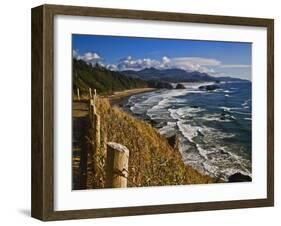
73 59 147 95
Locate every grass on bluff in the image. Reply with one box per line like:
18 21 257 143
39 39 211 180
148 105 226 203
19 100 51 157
92 97 215 188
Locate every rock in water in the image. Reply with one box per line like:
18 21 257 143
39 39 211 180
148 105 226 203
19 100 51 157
228 173 252 182
199 84 220 91
147 80 173 89
175 83 186 89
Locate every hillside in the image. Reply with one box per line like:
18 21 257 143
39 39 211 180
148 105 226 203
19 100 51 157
73 59 247 97
73 59 147 95
122 67 247 83
91 97 215 188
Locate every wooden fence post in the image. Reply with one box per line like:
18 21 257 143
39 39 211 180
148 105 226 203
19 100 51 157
77 88 80 101
102 131 107 158
106 142 129 188
89 87 92 99
93 113 101 153
91 113 101 186
89 94 101 187
93 89 97 103
89 98 95 118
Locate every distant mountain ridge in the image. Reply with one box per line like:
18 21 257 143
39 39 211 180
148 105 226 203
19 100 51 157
73 59 249 95
122 67 248 82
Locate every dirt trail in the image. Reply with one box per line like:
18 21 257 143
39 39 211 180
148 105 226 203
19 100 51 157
72 101 91 190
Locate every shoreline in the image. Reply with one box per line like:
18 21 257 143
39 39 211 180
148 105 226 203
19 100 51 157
110 84 252 183
106 87 156 106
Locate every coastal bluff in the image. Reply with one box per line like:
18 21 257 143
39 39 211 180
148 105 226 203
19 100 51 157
94 97 215 187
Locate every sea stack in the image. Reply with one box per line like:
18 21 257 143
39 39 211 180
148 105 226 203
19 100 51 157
175 83 186 89
199 84 220 91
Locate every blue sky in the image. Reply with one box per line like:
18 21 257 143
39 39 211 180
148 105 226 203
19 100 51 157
73 34 252 80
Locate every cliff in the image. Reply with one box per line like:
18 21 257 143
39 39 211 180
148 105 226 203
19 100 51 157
92 97 215 187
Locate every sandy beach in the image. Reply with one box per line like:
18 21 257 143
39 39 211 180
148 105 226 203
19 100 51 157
106 87 156 106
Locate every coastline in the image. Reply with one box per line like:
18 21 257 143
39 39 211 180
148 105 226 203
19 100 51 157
112 82 252 182
72 95 217 189
97 97 216 186
104 87 220 182
105 87 156 106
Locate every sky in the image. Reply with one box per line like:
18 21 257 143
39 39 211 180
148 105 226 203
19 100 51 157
72 34 252 80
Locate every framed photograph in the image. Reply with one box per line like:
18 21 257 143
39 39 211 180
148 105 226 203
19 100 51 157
31 4 274 221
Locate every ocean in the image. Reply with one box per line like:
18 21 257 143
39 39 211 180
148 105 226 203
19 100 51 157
125 81 252 181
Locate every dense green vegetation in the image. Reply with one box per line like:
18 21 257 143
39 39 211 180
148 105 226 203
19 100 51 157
73 59 147 95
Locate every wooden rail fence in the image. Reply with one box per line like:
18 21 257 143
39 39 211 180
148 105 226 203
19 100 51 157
79 87 130 188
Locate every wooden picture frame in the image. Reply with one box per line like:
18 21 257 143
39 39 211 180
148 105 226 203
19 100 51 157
31 4 274 221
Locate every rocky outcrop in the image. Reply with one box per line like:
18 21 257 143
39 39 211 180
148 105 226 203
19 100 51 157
175 83 186 89
228 173 252 182
219 112 235 121
167 134 180 151
199 84 220 91
147 80 173 89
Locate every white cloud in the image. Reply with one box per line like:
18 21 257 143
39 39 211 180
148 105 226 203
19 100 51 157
171 57 221 67
168 57 221 72
114 56 162 71
162 56 170 64
78 52 101 64
219 64 251 68
73 51 250 77
73 49 79 58
106 64 118 71
110 56 221 73
74 50 102 65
